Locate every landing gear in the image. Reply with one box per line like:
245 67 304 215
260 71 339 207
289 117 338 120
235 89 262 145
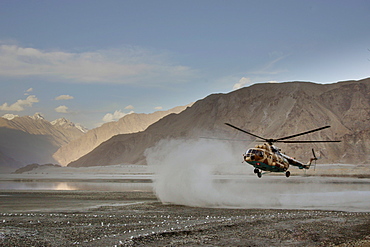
285 171 291 178
254 168 262 178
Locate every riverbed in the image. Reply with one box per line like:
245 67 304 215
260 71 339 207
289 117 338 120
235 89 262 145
1 166 370 246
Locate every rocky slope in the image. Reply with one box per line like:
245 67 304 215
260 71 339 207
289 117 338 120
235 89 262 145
68 78 370 167
0 114 86 171
53 105 192 166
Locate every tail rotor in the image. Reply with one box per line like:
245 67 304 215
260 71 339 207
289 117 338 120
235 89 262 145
311 148 318 171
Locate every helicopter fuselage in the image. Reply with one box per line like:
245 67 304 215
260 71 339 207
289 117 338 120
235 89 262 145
243 144 290 173
243 143 313 178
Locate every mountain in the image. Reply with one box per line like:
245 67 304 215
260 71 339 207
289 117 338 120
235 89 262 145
0 149 23 173
0 114 86 170
68 78 370 167
53 105 192 166
50 117 89 133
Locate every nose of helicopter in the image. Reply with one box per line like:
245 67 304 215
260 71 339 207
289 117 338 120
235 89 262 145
244 155 255 162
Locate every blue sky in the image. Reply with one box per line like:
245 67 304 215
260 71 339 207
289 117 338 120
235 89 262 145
0 0 369 128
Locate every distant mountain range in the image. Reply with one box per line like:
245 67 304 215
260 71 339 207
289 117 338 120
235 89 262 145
0 113 86 171
0 105 192 171
53 104 192 166
68 78 370 167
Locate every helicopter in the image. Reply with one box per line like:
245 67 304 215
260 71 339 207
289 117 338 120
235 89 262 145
225 123 341 178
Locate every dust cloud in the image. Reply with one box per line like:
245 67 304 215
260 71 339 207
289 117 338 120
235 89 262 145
145 139 370 212
146 138 247 207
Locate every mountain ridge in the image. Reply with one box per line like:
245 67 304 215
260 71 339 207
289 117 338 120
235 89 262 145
0 113 86 170
53 104 192 166
68 78 370 167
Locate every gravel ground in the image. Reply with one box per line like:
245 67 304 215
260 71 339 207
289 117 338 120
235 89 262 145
0 191 370 246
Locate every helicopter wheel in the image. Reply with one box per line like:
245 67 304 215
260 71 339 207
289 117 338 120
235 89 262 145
257 172 262 178
285 171 291 178
254 168 259 174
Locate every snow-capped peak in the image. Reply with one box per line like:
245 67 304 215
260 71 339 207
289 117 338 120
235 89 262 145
30 113 45 120
51 118 88 133
75 123 89 133
1 114 19 120
51 117 70 126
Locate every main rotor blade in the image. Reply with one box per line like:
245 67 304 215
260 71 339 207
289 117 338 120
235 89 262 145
275 126 331 141
200 137 252 142
225 123 340 144
279 140 341 143
224 123 267 141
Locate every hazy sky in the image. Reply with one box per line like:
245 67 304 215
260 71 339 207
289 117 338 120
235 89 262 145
1 0 369 128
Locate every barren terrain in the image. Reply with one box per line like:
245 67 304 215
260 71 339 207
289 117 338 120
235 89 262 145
1 191 370 246
1 164 370 246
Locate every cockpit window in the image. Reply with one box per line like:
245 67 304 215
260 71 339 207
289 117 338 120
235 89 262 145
245 149 264 157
